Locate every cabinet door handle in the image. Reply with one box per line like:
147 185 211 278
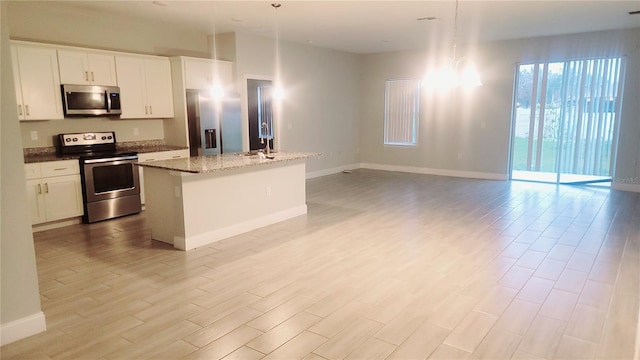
91 72 95 82
53 168 67 171
18 104 23 116
149 106 152 114
37 183 42 194
44 183 49 193
25 105 30 116
145 106 148 114
85 71 89 81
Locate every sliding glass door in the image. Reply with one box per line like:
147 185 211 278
510 57 625 184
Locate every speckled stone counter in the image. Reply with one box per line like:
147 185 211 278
141 151 318 250
23 141 188 164
135 152 319 174
117 141 187 154
23 148 76 163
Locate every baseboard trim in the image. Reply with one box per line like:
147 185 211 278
612 182 640 193
32 217 82 232
175 205 308 251
0 311 46 346
358 163 508 181
306 164 360 179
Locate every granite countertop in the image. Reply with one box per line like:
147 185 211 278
136 152 320 174
23 140 188 164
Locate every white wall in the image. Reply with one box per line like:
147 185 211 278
7 1 365 176
233 32 362 175
7 1 210 57
7 1 211 148
19 119 165 148
360 29 640 185
1 2 46 345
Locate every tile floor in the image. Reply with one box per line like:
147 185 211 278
2 169 639 359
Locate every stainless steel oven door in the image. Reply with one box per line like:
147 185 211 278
82 155 140 203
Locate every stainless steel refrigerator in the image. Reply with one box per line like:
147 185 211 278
186 90 242 156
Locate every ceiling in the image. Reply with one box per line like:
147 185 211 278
10 0 640 54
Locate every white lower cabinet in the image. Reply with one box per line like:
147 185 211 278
138 150 189 204
25 160 83 225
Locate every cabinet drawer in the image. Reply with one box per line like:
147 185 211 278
24 163 41 180
139 150 189 162
138 153 159 162
162 149 189 160
40 160 79 177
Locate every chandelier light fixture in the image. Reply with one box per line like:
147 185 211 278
425 0 482 90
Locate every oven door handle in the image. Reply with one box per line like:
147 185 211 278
83 155 138 164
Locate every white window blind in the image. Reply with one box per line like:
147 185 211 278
512 57 624 180
384 79 420 146
558 57 624 176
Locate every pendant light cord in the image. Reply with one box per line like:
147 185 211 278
453 0 458 64
212 22 218 61
210 1 218 62
272 3 281 79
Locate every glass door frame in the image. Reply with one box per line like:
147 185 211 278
508 57 626 185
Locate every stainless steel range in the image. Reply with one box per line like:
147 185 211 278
56 131 141 223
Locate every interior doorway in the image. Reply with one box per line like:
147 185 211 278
247 79 275 152
510 58 625 184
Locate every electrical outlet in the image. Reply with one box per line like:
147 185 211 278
133 128 139 136
30 130 38 140
266 186 271 197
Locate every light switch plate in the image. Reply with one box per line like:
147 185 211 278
30 131 38 140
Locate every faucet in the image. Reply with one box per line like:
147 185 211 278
260 122 271 155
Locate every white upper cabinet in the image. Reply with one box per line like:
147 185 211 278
144 57 175 118
184 58 234 93
115 56 147 119
11 43 63 121
58 49 117 86
115 55 174 119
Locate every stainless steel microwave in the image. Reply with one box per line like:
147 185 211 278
61 84 122 116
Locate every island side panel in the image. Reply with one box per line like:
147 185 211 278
177 160 307 250
143 166 181 246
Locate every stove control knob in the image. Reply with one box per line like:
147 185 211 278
65 138 71 142
102 136 107 140
107 135 113 140
72 137 78 142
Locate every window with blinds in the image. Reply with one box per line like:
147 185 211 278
384 79 421 146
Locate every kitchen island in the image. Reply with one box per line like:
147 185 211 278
137 152 318 250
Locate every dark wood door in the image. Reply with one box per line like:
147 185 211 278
247 79 275 151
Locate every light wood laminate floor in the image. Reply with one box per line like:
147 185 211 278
3 170 639 360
